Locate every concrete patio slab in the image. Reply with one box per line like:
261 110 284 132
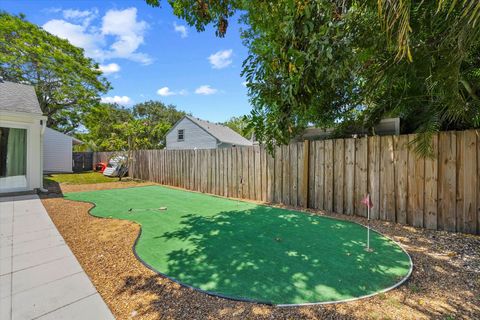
0 194 114 320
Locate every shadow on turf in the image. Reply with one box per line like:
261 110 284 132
151 206 410 305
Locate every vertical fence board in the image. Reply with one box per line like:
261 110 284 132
355 138 368 217
282 145 290 205
302 140 310 208
368 136 380 219
266 147 274 202
274 146 282 203
424 134 438 230
308 141 316 208
324 140 334 212
261 146 267 202
236 148 243 198
297 142 305 207
344 139 355 215
395 135 409 224
333 139 345 214
255 146 262 201
477 130 480 234
438 132 457 232
456 131 465 232
380 136 396 222
315 141 325 210
290 143 298 206
462 130 477 234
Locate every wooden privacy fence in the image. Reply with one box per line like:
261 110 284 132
126 130 479 234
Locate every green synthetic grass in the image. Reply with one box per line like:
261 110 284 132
44 172 118 185
65 185 411 305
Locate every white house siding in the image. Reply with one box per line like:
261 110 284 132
166 117 218 150
43 127 73 173
0 112 46 193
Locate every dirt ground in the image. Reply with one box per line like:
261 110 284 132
41 181 480 320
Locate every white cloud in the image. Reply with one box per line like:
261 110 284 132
208 49 233 69
101 95 131 105
43 19 105 60
195 85 218 95
157 87 175 96
64 9 98 27
173 22 188 38
98 63 121 75
157 87 189 96
42 7 151 64
101 8 151 64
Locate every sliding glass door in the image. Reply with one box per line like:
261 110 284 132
0 127 27 191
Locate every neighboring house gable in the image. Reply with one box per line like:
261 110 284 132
165 115 253 150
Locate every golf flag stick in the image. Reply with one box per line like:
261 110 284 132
361 193 373 251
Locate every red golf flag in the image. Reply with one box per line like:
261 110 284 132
361 194 373 208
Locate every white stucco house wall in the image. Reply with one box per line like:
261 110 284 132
43 127 83 173
165 115 253 150
0 80 47 193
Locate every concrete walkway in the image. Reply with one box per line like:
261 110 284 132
0 194 114 320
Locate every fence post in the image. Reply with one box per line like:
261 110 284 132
303 140 310 208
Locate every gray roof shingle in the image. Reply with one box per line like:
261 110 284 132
186 115 253 146
0 81 43 115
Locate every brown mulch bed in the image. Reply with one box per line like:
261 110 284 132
41 182 480 320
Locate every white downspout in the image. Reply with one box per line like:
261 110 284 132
39 118 48 193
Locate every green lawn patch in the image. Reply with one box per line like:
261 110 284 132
65 185 412 305
44 171 118 185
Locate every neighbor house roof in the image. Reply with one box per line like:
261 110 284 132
0 80 43 115
171 115 253 146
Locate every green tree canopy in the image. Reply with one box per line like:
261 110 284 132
146 1 480 154
222 115 253 139
0 12 110 133
79 101 186 151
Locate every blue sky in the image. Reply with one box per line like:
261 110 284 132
1 0 251 122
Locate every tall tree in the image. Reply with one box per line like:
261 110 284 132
0 12 110 133
222 115 253 139
146 1 480 154
80 101 186 151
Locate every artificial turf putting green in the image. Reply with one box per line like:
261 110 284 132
65 185 412 305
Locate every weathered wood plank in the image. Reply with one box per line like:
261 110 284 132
344 139 355 215
308 141 316 208
456 131 465 232
462 130 477 234
407 135 425 227
266 146 274 202
290 143 298 206
368 136 380 220
242 147 249 199
333 139 344 214
380 136 396 222
261 146 267 202
395 135 409 224
302 140 310 208
438 131 456 232
424 134 438 230
324 140 334 212
355 138 368 217
274 146 282 203
282 145 290 205
315 141 325 210
254 146 261 201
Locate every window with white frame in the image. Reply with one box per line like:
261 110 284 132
177 129 184 141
